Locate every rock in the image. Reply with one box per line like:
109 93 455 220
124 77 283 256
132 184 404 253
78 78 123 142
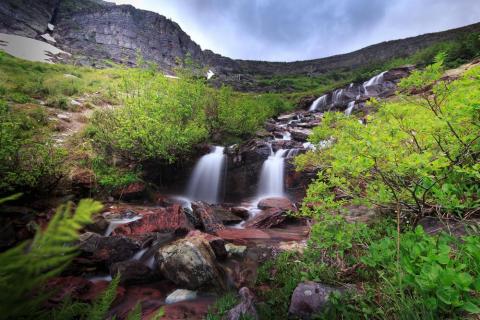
165 289 197 304
244 208 287 229
231 207 250 220
290 128 312 142
226 287 258 320
191 202 225 234
418 216 471 237
109 260 157 285
112 205 192 236
213 206 244 225
288 282 341 319
78 232 140 265
86 214 109 234
225 243 247 258
186 230 228 260
257 197 297 212
111 182 147 201
156 232 226 290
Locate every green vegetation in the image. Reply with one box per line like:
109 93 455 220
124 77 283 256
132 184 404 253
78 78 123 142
205 292 239 320
0 99 66 195
257 33 480 96
256 55 480 319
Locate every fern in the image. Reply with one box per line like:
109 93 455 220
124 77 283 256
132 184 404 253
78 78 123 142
126 303 142 320
88 273 121 320
0 199 103 319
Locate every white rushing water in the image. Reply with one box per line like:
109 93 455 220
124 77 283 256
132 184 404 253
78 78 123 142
104 215 142 236
186 146 226 204
345 101 356 116
332 89 344 105
363 71 387 96
309 95 328 111
257 148 287 198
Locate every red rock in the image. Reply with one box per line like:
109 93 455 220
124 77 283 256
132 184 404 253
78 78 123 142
191 202 225 234
112 205 192 236
257 197 296 212
230 207 250 219
112 182 146 201
244 208 286 229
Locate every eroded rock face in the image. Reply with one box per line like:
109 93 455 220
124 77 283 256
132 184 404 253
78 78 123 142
288 282 341 319
155 232 226 290
191 202 226 234
244 208 287 229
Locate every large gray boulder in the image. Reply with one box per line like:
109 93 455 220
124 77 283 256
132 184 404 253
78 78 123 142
288 282 341 319
155 232 226 290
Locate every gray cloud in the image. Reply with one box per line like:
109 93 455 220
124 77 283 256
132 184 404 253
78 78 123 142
116 0 480 61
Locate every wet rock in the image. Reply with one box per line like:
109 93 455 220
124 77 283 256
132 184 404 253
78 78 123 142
226 287 258 320
109 260 157 285
70 168 95 194
288 282 341 319
78 232 140 265
186 230 228 261
257 197 297 212
156 232 226 290
231 207 250 219
165 289 197 304
244 208 287 229
86 214 109 234
213 206 244 225
225 243 247 258
290 128 312 142
191 202 225 234
112 205 192 236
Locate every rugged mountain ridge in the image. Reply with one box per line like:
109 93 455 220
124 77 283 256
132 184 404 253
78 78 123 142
1 0 479 77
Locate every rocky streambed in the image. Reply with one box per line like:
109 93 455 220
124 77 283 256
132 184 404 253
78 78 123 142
9 67 413 319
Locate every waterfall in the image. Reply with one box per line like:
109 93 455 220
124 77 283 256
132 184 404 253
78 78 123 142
333 89 344 105
345 101 355 116
186 146 226 204
363 71 386 96
257 147 287 197
309 95 327 111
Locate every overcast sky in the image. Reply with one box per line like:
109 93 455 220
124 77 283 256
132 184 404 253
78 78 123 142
112 0 480 62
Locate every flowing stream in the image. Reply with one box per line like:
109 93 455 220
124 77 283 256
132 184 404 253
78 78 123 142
186 146 226 204
257 147 287 198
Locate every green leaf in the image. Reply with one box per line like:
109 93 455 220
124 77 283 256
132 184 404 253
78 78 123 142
462 301 480 314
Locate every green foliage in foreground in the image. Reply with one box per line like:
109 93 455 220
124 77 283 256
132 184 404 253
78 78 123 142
296 54 480 220
0 198 102 318
205 292 239 320
0 100 66 195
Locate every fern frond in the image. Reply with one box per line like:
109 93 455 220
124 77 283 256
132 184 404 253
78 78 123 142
88 273 121 320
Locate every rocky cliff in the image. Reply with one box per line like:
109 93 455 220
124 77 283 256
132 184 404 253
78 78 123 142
1 0 479 78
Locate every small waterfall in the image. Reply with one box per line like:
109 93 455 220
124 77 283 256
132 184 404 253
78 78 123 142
345 101 355 116
333 89 344 105
257 147 287 197
363 71 386 96
186 146 226 204
309 95 327 111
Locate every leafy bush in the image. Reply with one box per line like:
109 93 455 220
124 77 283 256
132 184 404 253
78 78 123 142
296 54 480 220
0 100 66 194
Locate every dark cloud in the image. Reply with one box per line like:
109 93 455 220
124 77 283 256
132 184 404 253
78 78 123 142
116 0 480 61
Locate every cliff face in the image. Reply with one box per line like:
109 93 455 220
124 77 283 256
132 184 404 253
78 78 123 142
1 0 479 78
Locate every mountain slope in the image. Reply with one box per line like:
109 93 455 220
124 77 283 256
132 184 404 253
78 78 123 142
1 0 479 78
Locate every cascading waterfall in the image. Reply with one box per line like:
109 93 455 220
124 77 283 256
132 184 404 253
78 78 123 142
309 94 327 111
363 71 386 96
333 89 344 105
257 147 287 197
186 146 226 204
345 101 356 116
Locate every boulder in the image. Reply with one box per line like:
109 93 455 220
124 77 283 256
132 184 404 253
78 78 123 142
109 260 157 285
288 282 341 319
156 232 226 290
225 243 247 258
112 205 192 236
290 128 312 142
165 289 197 304
213 206 243 225
191 202 225 234
78 232 140 265
230 207 250 220
226 287 258 320
244 208 287 229
257 197 297 212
